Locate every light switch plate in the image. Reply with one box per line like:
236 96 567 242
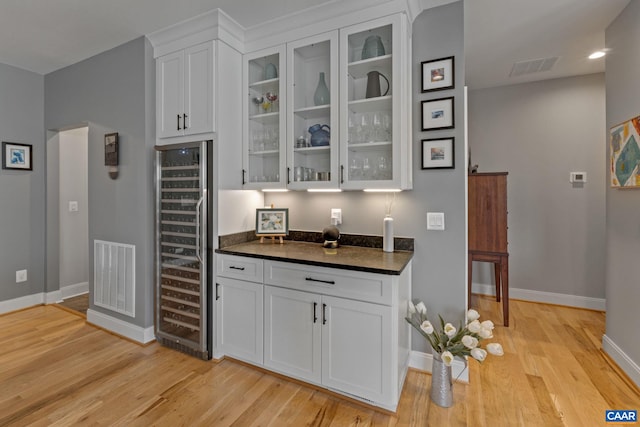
69 201 79 212
427 212 445 230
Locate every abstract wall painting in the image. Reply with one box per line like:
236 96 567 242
610 115 640 188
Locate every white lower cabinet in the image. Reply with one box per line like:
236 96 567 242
217 254 411 411
216 276 263 365
264 286 321 383
264 286 392 404
321 295 392 405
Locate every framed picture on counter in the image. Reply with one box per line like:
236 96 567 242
421 137 454 169
256 208 289 236
2 142 32 171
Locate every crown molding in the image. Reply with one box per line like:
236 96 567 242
147 9 245 57
243 0 415 53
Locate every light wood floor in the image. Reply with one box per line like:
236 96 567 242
0 296 638 426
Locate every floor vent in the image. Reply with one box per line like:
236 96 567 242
510 56 559 77
94 240 135 317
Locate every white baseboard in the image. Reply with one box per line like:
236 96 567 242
408 350 469 383
87 309 155 344
0 291 63 314
60 282 89 299
602 335 640 388
472 283 606 311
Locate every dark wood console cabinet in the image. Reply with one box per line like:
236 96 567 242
468 172 509 326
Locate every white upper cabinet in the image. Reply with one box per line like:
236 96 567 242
241 13 411 190
157 41 215 140
286 31 339 190
339 14 411 190
242 45 287 189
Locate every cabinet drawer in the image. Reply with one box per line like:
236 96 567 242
216 254 263 283
264 261 392 305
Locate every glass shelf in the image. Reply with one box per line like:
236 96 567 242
348 141 392 152
348 54 392 79
249 77 279 90
293 105 330 119
348 96 392 113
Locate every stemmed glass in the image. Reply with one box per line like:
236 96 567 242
252 96 264 115
266 92 278 112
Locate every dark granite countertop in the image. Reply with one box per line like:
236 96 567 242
216 240 413 275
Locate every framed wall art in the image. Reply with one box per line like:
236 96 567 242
610 115 640 188
256 208 289 236
421 137 454 169
421 97 454 131
2 142 32 171
421 56 454 92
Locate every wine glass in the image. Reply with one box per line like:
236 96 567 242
266 92 278 112
261 99 271 113
252 96 264 115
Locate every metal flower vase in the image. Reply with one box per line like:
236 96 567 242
431 352 453 407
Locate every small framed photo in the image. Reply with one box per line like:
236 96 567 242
421 97 454 131
256 208 289 236
421 56 454 92
421 137 454 169
2 142 32 171
104 132 119 166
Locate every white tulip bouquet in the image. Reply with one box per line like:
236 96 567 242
406 300 504 366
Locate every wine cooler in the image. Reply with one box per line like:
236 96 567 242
155 141 213 360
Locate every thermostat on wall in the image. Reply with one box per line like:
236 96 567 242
570 172 587 183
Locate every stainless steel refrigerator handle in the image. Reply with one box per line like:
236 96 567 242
195 196 204 264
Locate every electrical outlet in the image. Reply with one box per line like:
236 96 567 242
331 208 342 225
16 269 27 283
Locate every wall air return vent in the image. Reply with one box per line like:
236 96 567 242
509 56 559 77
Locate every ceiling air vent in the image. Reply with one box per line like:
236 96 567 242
509 56 559 77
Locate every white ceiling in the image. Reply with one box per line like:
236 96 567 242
0 0 631 89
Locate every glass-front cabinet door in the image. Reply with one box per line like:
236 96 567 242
243 46 287 189
339 14 411 190
286 32 339 190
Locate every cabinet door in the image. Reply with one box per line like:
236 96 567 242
185 42 215 136
216 277 263 365
243 46 287 189
339 14 410 190
321 296 392 404
286 31 339 190
264 286 321 383
157 50 185 139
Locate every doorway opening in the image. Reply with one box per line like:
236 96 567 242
57 126 89 315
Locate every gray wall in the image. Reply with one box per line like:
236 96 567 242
604 0 640 374
266 1 467 353
468 74 606 299
59 127 89 288
45 37 156 328
0 64 45 300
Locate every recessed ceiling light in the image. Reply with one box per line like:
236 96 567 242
589 51 606 59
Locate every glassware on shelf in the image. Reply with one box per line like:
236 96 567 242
382 112 392 141
261 99 272 113
314 72 330 106
372 112 384 141
266 92 278 112
359 113 372 143
252 96 264 115
362 158 371 179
